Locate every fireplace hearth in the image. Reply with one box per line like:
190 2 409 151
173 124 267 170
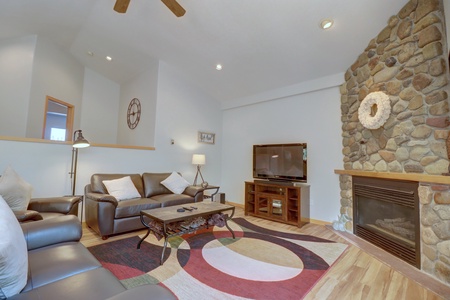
353 176 420 268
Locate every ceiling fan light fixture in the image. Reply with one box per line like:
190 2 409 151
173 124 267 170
216 64 223 71
320 19 334 30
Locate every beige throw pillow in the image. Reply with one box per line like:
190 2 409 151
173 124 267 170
161 172 190 194
102 176 141 201
0 166 33 211
0 195 28 299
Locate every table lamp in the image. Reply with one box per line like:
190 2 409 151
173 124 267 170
192 154 207 187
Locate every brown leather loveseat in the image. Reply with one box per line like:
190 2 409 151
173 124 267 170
85 173 204 239
9 215 175 299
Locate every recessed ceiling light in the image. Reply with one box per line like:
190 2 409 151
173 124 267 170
216 64 223 71
87 51 94 56
320 19 334 30
106 56 113 61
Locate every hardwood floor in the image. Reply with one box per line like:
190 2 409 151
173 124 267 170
80 207 450 300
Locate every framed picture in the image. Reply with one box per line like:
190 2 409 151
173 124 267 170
198 131 215 144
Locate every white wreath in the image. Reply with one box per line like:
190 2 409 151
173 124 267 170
358 91 391 130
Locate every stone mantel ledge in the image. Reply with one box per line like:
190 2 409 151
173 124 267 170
334 169 450 185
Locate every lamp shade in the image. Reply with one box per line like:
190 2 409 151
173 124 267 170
73 130 90 148
192 154 205 165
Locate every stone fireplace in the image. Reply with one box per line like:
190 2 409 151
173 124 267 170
337 0 450 286
353 176 420 267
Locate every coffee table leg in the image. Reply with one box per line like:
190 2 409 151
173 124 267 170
160 237 169 265
137 213 152 249
224 219 235 239
225 207 236 239
137 228 151 249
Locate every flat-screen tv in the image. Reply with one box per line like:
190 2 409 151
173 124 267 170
253 143 307 182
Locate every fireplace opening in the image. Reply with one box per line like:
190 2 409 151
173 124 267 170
353 176 420 268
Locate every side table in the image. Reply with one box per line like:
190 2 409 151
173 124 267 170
202 185 220 200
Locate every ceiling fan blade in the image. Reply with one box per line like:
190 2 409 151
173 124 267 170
114 0 130 13
161 0 186 17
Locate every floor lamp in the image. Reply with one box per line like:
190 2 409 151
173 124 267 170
70 130 90 196
192 154 207 187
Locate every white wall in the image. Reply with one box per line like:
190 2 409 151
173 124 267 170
26 37 84 139
221 84 343 223
81 68 120 144
0 35 36 137
117 63 159 147
155 62 223 184
0 60 222 221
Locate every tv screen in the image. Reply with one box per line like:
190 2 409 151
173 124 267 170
253 143 307 182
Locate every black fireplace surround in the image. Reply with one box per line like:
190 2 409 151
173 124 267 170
352 176 420 268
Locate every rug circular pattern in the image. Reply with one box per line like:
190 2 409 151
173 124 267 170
88 218 347 299
176 228 330 299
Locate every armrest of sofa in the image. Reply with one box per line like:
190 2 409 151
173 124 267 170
183 185 204 202
106 285 176 300
14 210 44 222
21 215 82 251
85 192 119 207
28 196 81 214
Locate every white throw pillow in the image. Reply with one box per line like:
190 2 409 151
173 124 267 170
161 172 190 194
0 166 33 211
102 176 141 201
0 195 28 299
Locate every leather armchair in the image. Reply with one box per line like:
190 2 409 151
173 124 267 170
14 196 82 223
11 215 176 300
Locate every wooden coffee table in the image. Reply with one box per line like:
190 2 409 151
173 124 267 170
138 202 235 264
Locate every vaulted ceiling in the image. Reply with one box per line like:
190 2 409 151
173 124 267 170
0 0 409 103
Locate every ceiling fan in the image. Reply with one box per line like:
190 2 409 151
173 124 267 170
114 0 186 17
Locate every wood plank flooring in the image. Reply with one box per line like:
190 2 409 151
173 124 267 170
80 206 450 300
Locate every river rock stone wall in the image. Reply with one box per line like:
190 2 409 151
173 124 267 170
340 0 449 175
338 0 450 286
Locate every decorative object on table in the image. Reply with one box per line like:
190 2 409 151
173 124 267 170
198 131 215 144
127 98 141 129
357 91 391 130
192 154 207 186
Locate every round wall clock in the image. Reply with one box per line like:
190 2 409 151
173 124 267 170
127 98 141 129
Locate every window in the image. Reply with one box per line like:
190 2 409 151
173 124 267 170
42 96 74 141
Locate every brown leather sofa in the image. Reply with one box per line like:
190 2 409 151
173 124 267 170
14 196 81 222
10 215 175 300
85 173 204 239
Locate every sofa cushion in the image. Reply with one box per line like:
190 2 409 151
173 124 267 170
115 198 162 219
151 193 196 207
102 176 141 201
23 242 102 292
0 166 33 211
0 195 28 299
161 172 190 194
142 173 175 197
91 174 144 197
9 268 126 300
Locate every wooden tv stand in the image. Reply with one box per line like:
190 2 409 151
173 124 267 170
244 181 310 227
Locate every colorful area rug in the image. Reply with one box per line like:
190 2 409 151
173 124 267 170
88 218 347 299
